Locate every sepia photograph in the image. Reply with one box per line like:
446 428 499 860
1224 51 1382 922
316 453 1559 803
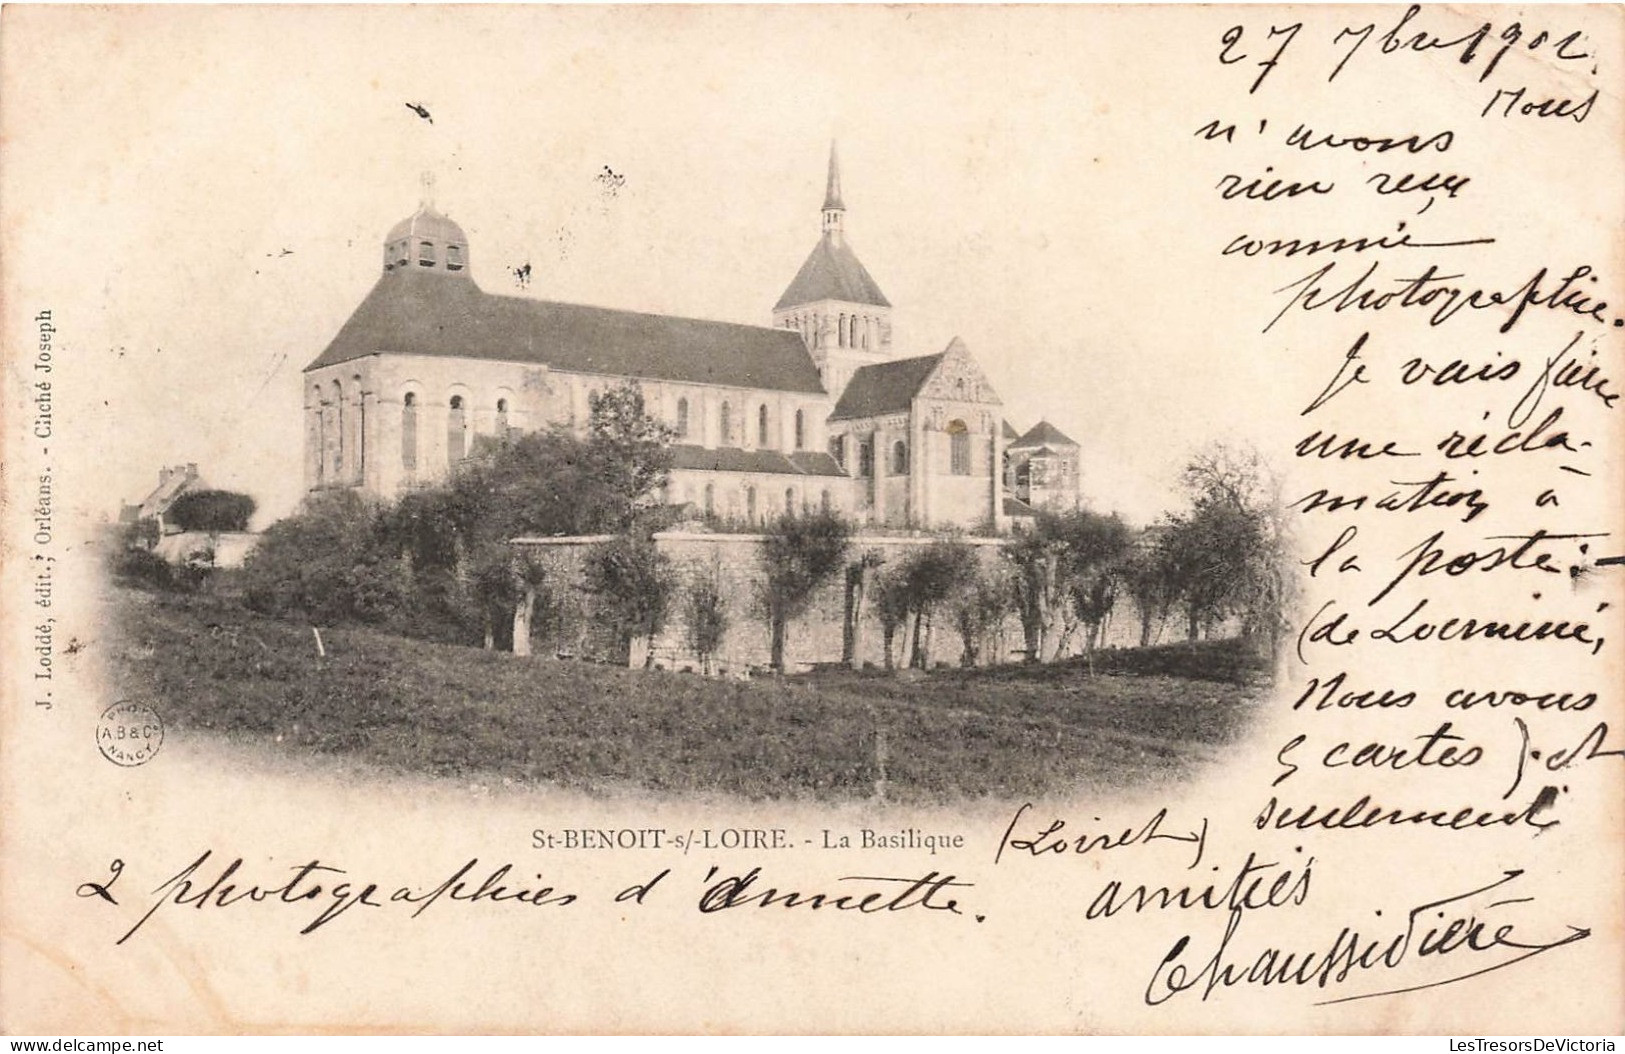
2 3 1621 1037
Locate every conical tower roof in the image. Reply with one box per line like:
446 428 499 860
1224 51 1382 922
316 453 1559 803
775 142 889 310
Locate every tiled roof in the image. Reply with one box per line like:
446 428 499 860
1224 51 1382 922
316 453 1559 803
774 234 891 310
305 270 826 394
671 444 847 478
1012 419 1078 449
828 353 943 421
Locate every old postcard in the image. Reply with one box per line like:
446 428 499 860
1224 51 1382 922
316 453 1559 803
2 4 1621 1036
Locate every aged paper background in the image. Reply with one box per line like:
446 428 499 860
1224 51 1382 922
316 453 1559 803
3 4 1622 1035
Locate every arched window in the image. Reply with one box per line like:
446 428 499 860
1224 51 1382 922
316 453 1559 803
794 409 805 450
858 437 874 478
676 397 690 438
746 486 758 523
331 381 345 476
313 386 327 485
820 489 831 513
784 488 796 516
703 483 715 516
838 313 847 348
418 241 435 267
495 397 509 437
401 392 418 472
861 317 870 350
949 419 970 475
447 395 467 462
758 404 770 447
893 439 909 474
354 375 366 479
446 245 464 271
829 434 846 469
720 401 733 445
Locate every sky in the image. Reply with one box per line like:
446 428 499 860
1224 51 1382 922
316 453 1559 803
6 4 1599 529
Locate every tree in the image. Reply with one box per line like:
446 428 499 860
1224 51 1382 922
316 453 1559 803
587 382 676 528
759 509 851 672
583 534 673 667
1161 502 1264 640
1007 509 1131 662
1050 510 1132 664
897 538 978 669
507 549 552 657
871 567 913 671
951 560 1013 667
1120 532 1180 647
1069 572 1117 673
842 549 884 670
1007 529 1064 662
377 400 675 650
684 564 730 675
167 489 256 534
1159 441 1294 657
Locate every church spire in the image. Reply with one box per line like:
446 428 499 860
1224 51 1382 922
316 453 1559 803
821 140 845 236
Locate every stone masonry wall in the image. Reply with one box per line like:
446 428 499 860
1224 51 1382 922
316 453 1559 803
511 532 1162 673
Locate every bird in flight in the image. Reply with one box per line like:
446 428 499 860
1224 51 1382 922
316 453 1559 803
405 102 433 124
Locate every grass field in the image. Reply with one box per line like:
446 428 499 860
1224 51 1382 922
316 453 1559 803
107 589 1271 803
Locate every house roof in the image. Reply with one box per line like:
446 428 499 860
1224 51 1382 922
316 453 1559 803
828 352 944 421
1004 496 1038 518
1002 419 1021 440
305 270 827 394
671 444 847 478
133 465 201 519
1011 419 1078 449
774 233 891 310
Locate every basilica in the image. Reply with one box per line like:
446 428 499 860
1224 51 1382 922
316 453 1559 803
303 146 1080 531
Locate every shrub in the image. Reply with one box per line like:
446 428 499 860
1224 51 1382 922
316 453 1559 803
110 546 179 592
240 491 409 624
168 489 257 533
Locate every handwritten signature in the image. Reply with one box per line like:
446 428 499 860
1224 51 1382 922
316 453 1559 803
1143 869 1589 1006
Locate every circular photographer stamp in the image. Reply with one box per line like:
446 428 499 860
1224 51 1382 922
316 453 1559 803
97 701 164 767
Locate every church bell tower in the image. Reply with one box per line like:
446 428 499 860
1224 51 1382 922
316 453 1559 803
773 142 894 400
